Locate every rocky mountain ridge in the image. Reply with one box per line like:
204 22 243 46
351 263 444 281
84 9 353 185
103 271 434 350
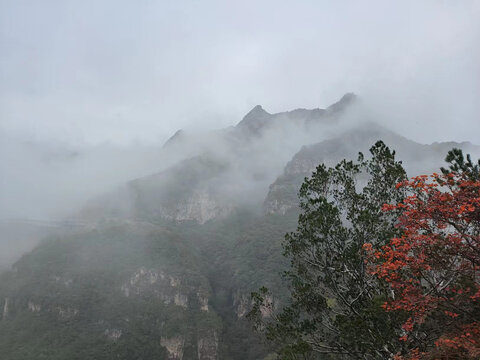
236 93 356 134
78 94 361 225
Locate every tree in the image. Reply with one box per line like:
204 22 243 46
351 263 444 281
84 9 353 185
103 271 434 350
365 151 480 359
250 141 408 359
441 148 480 180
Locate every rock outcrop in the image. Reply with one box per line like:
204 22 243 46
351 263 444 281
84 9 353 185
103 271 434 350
197 330 219 360
2 298 8 320
27 301 41 312
121 267 193 308
104 328 122 341
161 336 185 360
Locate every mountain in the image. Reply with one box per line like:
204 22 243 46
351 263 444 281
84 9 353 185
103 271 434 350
77 94 359 225
236 93 356 134
0 94 478 359
264 123 479 215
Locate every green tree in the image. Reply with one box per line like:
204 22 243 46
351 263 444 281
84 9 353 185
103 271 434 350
250 141 408 359
441 147 480 180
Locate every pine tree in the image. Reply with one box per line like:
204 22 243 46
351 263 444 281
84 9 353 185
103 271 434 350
250 141 408 359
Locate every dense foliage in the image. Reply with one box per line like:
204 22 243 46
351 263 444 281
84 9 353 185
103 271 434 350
0 225 221 360
366 168 480 358
0 209 297 360
250 141 409 359
253 147 480 359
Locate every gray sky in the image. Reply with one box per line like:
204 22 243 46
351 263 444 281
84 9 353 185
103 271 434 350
1 0 479 145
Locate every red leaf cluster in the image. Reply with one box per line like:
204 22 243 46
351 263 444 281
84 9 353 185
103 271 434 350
364 173 480 359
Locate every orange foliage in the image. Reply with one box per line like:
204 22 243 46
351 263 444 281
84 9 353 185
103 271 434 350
364 173 480 359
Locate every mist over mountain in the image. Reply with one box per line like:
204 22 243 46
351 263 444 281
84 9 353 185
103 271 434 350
1 0 479 357
77 94 360 224
0 93 478 359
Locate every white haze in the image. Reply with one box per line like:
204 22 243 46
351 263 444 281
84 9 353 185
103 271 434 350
1 1 479 145
0 1 479 265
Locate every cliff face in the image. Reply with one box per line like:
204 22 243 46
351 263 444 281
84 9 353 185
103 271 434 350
197 330 219 360
129 156 236 224
161 336 185 360
79 155 234 225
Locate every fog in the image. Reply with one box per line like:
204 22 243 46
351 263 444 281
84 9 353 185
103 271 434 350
1 1 479 144
1 1 479 266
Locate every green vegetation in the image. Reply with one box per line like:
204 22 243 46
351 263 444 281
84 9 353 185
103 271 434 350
0 224 221 359
251 146 480 359
0 206 298 359
250 141 409 359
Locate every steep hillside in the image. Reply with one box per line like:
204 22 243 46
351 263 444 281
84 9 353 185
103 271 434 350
0 210 298 360
0 223 222 360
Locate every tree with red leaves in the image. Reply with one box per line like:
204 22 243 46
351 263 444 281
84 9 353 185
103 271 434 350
365 150 480 359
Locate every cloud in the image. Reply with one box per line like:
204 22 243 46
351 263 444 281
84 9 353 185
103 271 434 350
0 0 478 145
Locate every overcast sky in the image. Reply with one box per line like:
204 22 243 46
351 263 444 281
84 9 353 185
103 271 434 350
1 0 479 145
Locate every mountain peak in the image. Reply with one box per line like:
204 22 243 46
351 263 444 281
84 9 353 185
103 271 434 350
162 129 186 149
243 105 269 119
326 93 357 114
236 105 271 132
235 93 358 134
